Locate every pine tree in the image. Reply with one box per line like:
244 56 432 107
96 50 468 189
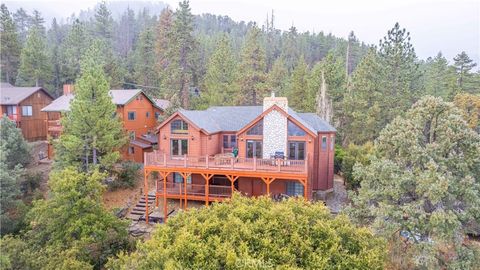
0 115 30 169
47 18 64 96
93 1 114 42
287 56 309 111
54 41 127 172
0 4 21 84
16 26 51 87
453 51 478 94
116 7 136 58
235 25 267 105
172 0 196 108
379 22 420 120
266 57 288 96
281 26 299 72
201 34 236 107
13 8 30 43
422 52 456 99
30 10 45 36
155 8 174 99
60 19 90 84
133 27 157 94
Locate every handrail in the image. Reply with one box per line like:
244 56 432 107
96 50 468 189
157 182 232 197
145 152 308 174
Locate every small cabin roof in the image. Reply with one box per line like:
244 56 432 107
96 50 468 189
0 85 53 105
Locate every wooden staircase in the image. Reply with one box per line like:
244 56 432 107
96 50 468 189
127 193 155 221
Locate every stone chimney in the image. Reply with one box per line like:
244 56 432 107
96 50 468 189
63 84 74 95
262 92 288 159
263 92 288 112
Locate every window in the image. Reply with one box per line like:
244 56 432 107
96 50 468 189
171 120 188 134
128 111 136 120
288 141 305 160
129 131 135 140
173 173 192 183
21 106 32 116
247 120 263 135
330 135 335 150
128 146 135 154
146 111 150 118
288 120 306 136
286 181 304 196
223 135 237 148
6 106 16 116
171 139 188 156
321 136 327 150
246 140 262 158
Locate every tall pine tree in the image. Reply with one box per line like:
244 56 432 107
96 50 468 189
54 41 126 172
0 4 21 84
453 51 478 94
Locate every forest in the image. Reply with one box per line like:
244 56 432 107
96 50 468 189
1 0 479 269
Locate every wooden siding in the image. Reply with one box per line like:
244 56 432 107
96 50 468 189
17 90 53 141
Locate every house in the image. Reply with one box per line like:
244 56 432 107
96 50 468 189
41 85 168 163
0 83 54 141
144 93 336 223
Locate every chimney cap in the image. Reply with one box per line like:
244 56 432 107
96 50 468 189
271 91 275 98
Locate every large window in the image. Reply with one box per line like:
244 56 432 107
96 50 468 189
286 181 304 196
223 135 237 148
247 120 263 135
246 140 262 158
128 111 136 120
288 141 305 160
173 173 192 183
171 139 188 156
21 106 32 116
171 119 188 134
287 120 306 136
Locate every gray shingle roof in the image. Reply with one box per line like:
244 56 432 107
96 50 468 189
178 106 335 134
0 86 50 105
153 98 171 110
42 89 144 112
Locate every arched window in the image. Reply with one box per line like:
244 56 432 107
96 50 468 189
288 120 306 136
171 119 188 134
247 119 263 135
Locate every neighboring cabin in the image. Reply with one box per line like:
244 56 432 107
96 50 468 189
144 94 336 222
0 82 54 141
41 85 169 163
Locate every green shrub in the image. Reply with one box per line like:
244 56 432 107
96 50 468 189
342 142 375 189
334 144 345 174
111 161 141 189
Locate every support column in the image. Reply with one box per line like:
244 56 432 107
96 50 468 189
144 169 150 224
226 175 239 197
160 171 170 222
201 173 213 206
180 172 191 209
261 177 276 197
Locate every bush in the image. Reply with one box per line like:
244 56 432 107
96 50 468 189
108 195 387 269
341 142 375 189
334 144 345 174
111 161 141 189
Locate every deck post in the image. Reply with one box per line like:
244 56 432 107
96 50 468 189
206 155 209 168
230 157 234 169
163 172 167 222
277 158 281 171
144 169 149 224
155 178 159 207
253 157 256 171
305 155 308 173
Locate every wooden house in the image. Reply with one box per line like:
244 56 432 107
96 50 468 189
0 83 54 141
41 85 169 163
144 93 336 223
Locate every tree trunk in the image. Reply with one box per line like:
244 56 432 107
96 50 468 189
316 70 333 124
93 148 97 166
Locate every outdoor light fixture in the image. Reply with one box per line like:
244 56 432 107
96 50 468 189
163 134 167 140
191 135 195 140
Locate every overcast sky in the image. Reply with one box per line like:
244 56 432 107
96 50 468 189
5 0 480 66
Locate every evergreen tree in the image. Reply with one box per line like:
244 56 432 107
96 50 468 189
348 96 480 268
0 115 30 169
60 19 90 84
235 25 267 105
133 27 157 94
287 56 309 111
378 23 421 122
13 8 30 43
266 57 288 96
155 7 174 98
115 7 136 58
281 25 299 72
172 0 196 108
342 49 386 145
93 1 114 42
201 34 236 107
453 93 480 132
47 18 64 96
30 10 45 36
422 52 456 99
16 26 51 87
0 4 21 84
54 41 127 172
453 51 478 94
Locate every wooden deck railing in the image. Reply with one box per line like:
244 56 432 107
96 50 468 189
157 182 232 198
145 151 308 174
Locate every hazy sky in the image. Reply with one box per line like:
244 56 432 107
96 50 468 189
5 0 480 66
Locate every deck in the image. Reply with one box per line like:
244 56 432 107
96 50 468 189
144 151 308 176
